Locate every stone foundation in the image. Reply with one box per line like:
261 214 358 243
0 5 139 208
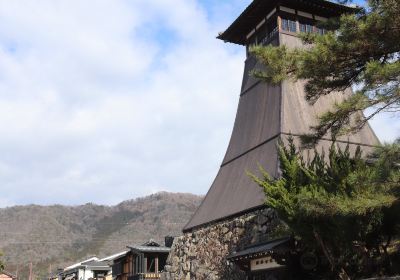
161 208 280 280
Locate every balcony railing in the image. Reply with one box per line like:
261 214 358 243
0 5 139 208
259 27 279 46
127 273 161 280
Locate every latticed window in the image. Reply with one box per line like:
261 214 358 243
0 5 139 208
281 18 296 32
300 22 313 33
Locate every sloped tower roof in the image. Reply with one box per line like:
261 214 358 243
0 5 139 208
183 0 379 232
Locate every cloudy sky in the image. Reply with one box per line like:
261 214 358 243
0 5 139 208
0 0 398 207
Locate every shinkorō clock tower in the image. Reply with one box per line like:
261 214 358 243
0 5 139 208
162 1 379 279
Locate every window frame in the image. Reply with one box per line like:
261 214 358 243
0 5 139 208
280 12 297 33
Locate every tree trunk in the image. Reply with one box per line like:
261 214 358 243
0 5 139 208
313 228 351 280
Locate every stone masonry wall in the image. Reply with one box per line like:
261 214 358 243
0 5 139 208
161 208 279 280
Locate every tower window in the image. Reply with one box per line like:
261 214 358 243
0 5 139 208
300 22 313 33
281 18 296 32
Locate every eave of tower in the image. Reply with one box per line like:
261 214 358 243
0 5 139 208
217 0 357 45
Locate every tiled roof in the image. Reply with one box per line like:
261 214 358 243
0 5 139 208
127 240 171 253
80 260 110 268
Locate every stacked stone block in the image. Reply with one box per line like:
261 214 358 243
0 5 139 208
161 208 279 280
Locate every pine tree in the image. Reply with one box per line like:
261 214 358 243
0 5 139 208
251 0 400 144
250 137 400 279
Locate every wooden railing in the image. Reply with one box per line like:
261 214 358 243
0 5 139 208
127 273 161 280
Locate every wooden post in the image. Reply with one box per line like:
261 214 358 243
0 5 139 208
277 15 282 32
139 255 142 274
129 257 131 275
138 253 143 274
135 255 138 275
131 254 133 275
155 257 159 273
143 255 147 273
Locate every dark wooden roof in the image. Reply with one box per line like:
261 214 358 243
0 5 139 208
183 81 282 231
217 0 357 45
183 57 379 231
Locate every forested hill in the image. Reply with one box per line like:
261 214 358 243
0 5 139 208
0 192 202 279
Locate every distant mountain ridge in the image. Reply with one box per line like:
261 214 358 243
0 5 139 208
0 192 202 279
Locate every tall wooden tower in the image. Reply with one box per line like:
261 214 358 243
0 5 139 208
162 1 379 279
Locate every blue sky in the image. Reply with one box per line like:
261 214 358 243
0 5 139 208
0 0 397 207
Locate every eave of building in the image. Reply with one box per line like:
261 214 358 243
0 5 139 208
100 250 129 262
81 260 111 270
217 0 358 45
126 239 171 253
227 237 291 261
85 266 110 271
128 246 171 254
64 257 99 271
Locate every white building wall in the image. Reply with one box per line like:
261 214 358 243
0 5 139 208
78 268 94 280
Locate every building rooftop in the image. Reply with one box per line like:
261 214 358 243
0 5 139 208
128 240 171 253
100 250 129 262
64 257 99 271
80 260 110 270
217 0 357 45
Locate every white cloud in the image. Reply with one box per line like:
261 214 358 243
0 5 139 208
0 0 247 206
0 0 395 207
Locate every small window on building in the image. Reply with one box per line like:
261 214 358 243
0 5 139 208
316 26 326 35
299 18 314 33
300 22 313 33
281 18 297 32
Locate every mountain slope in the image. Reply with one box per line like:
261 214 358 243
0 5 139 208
0 192 202 279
